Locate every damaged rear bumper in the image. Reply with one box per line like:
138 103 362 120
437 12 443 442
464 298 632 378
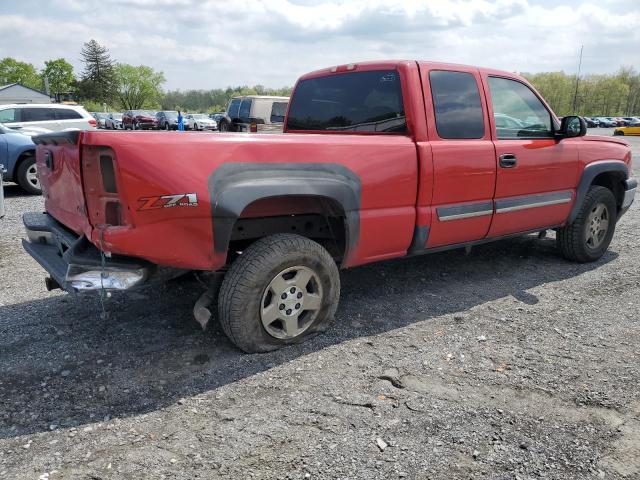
22 212 150 293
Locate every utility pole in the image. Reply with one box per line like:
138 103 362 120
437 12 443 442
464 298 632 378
572 45 583 113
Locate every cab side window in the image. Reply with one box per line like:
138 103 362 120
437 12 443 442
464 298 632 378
488 77 553 139
429 70 485 139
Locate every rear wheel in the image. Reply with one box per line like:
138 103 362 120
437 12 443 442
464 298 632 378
218 234 340 353
614 130 624 136
557 186 617 262
219 120 228 132
16 155 41 195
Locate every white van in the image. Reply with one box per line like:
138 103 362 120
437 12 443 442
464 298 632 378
220 95 289 133
0 104 96 132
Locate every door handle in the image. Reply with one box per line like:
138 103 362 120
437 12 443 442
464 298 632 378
499 153 517 168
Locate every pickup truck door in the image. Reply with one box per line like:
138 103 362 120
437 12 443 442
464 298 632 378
420 66 497 248
481 74 579 237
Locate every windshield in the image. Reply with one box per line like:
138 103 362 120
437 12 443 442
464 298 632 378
112 113 123 120
287 70 406 133
133 110 155 116
163 111 178 119
193 114 208 119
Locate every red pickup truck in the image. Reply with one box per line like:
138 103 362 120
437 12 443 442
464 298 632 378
24 60 636 353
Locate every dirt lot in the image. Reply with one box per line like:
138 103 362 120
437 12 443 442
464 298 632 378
1 129 639 479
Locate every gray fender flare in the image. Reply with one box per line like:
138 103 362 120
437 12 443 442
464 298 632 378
208 163 361 262
568 160 628 224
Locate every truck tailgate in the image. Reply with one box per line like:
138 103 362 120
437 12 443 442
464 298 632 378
33 131 91 237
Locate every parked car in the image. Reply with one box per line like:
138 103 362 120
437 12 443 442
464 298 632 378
613 121 640 136
209 112 225 122
0 104 96 132
105 112 124 129
156 111 180 130
494 113 524 130
0 122 43 194
219 95 289 133
596 117 617 127
186 113 217 131
91 112 109 129
122 110 158 130
23 60 636 354
583 117 599 128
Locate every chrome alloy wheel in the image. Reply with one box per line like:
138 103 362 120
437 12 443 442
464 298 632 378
26 164 40 189
260 265 323 339
585 202 610 249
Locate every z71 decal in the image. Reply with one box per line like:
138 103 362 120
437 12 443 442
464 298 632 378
137 193 198 211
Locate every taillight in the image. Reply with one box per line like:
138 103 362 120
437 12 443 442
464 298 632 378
82 146 128 228
88 118 97 127
250 123 258 133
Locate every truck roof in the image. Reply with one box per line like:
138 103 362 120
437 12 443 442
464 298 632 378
298 60 524 83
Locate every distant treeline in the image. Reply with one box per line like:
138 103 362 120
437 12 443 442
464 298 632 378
524 67 639 117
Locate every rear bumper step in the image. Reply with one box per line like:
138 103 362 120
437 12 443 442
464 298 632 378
22 212 150 293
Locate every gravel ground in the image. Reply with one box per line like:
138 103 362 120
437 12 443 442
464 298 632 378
1 129 639 479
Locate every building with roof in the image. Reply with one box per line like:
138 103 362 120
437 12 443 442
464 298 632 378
0 83 51 104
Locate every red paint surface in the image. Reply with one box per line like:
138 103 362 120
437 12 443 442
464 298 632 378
36 61 633 272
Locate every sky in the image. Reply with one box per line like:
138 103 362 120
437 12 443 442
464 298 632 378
0 0 638 91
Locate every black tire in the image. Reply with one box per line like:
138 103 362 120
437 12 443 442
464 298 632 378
614 130 624 136
218 234 340 353
557 186 617 262
219 120 228 132
16 155 41 195
164 122 170 131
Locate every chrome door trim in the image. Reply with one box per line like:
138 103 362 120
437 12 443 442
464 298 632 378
437 201 494 222
495 190 573 214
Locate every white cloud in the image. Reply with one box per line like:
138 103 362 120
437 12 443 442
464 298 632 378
0 0 637 90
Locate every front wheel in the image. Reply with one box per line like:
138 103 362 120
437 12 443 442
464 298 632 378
218 234 340 353
614 130 624 136
557 186 617 262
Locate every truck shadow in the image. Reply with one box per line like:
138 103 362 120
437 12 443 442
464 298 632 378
0 234 616 438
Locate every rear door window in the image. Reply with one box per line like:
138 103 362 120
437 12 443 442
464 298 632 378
238 99 252 121
55 109 83 120
270 102 287 123
22 107 56 122
287 70 406 133
227 99 241 119
429 70 485 139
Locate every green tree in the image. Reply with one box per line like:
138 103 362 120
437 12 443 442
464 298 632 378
114 63 165 109
78 39 116 103
0 57 42 90
41 58 75 97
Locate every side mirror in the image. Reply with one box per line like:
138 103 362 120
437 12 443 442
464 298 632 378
558 115 586 138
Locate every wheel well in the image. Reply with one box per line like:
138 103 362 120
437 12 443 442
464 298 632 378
13 150 36 181
228 195 347 262
591 171 625 209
